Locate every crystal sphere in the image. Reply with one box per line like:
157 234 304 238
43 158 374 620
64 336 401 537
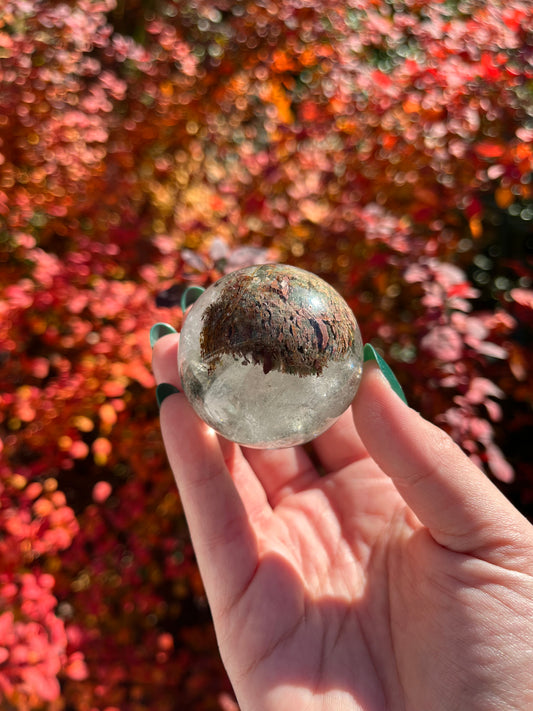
178 264 363 448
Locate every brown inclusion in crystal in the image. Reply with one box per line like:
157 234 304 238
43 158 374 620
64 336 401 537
199 265 356 377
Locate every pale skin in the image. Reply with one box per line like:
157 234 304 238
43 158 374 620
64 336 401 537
153 333 533 711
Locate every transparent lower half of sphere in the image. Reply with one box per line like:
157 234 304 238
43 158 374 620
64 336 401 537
178 282 363 448
180 352 362 448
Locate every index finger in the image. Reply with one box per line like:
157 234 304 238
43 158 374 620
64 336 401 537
152 334 261 615
353 362 533 568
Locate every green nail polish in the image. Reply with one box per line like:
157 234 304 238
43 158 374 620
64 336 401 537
180 286 205 312
363 343 408 405
156 383 180 408
150 322 177 348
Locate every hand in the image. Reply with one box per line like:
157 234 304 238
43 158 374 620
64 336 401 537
152 331 533 711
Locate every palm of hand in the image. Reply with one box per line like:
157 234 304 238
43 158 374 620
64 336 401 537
152 336 533 711
216 453 526 711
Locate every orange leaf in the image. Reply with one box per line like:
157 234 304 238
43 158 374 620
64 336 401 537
272 50 296 73
263 81 294 125
469 217 483 238
64 653 89 681
92 437 112 466
495 187 513 209
99 403 117 427
402 98 420 114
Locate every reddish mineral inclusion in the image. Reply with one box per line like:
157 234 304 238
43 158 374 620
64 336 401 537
178 264 363 448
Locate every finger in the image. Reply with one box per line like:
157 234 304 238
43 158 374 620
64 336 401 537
152 334 270 518
151 332 182 389
352 362 532 564
241 446 318 508
152 334 267 612
312 405 368 472
158 393 260 614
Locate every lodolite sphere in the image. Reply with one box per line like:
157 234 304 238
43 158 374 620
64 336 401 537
178 264 363 448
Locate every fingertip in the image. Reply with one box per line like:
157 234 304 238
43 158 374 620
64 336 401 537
362 343 408 404
180 285 205 312
151 332 181 388
150 322 177 348
353 359 411 425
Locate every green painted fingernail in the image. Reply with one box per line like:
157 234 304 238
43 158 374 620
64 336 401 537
156 383 180 408
180 286 205 312
363 343 408 405
150 322 177 348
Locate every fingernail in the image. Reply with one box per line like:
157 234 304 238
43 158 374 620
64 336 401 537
150 322 177 348
180 286 205 312
156 383 180 408
363 343 408 405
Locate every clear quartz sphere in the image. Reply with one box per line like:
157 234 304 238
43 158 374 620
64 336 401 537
178 264 363 448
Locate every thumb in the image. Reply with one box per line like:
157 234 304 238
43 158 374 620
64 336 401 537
352 361 532 566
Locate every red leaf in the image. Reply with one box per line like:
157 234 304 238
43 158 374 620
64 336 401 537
371 70 392 88
474 142 505 159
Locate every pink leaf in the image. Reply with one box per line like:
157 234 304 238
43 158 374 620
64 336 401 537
403 263 428 283
484 399 502 422
421 326 463 361
510 288 533 309
92 481 112 504
475 341 508 359
486 445 514 483
20 667 60 702
465 377 504 404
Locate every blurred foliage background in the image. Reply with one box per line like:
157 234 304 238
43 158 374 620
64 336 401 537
0 0 532 708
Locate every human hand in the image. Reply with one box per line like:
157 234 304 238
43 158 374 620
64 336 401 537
152 326 533 711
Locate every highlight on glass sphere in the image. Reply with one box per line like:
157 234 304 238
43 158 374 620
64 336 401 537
178 264 363 449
